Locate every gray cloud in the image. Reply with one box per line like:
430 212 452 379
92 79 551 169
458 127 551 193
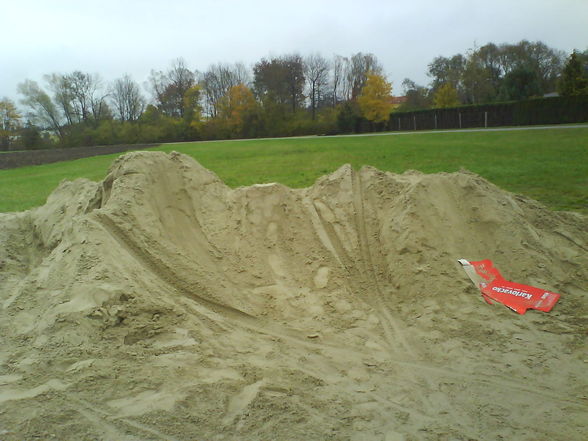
3 0 587 102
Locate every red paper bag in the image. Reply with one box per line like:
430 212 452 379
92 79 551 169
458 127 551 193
458 259 560 314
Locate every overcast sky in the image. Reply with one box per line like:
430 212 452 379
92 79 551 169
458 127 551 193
3 0 587 102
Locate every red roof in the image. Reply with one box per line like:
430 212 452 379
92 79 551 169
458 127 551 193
389 96 407 105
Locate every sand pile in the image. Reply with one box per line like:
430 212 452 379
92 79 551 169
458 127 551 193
0 151 586 441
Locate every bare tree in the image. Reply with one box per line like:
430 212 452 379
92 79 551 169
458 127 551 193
147 69 168 111
148 58 196 117
17 79 65 140
331 55 347 106
45 73 75 125
304 54 330 119
200 62 250 117
44 71 107 124
110 74 146 121
68 71 95 121
347 52 383 99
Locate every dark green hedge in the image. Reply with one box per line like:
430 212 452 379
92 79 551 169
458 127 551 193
512 95 588 125
387 95 588 131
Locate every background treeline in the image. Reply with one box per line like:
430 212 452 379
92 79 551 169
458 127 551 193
1 40 587 150
399 41 587 110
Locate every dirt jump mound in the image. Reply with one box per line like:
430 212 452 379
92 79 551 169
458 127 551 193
1 151 586 440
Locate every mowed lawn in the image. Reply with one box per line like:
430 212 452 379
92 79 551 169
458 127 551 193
1 127 587 214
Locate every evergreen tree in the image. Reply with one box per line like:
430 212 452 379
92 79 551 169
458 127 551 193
559 51 588 96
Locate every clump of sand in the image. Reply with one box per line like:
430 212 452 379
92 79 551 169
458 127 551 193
0 151 586 441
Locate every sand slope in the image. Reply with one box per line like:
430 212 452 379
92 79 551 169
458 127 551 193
0 151 586 441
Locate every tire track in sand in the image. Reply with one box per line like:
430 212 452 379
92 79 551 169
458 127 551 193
350 169 417 359
304 172 449 423
349 169 462 425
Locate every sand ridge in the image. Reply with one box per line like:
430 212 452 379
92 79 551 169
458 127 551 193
0 151 586 440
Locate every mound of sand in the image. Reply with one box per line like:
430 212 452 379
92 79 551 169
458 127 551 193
0 151 586 441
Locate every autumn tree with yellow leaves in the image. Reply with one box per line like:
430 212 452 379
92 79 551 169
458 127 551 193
357 73 393 123
218 84 259 137
0 98 21 150
433 83 460 108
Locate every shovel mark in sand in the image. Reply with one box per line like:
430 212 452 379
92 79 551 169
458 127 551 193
95 213 256 323
72 397 180 441
223 380 266 425
0 379 69 404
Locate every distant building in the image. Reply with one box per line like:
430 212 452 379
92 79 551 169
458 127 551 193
389 96 407 109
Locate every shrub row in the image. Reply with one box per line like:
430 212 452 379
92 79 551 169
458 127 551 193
387 95 588 131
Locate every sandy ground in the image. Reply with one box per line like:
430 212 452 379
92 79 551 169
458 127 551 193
0 151 586 441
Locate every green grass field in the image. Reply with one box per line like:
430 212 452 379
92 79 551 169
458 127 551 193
1 128 587 214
